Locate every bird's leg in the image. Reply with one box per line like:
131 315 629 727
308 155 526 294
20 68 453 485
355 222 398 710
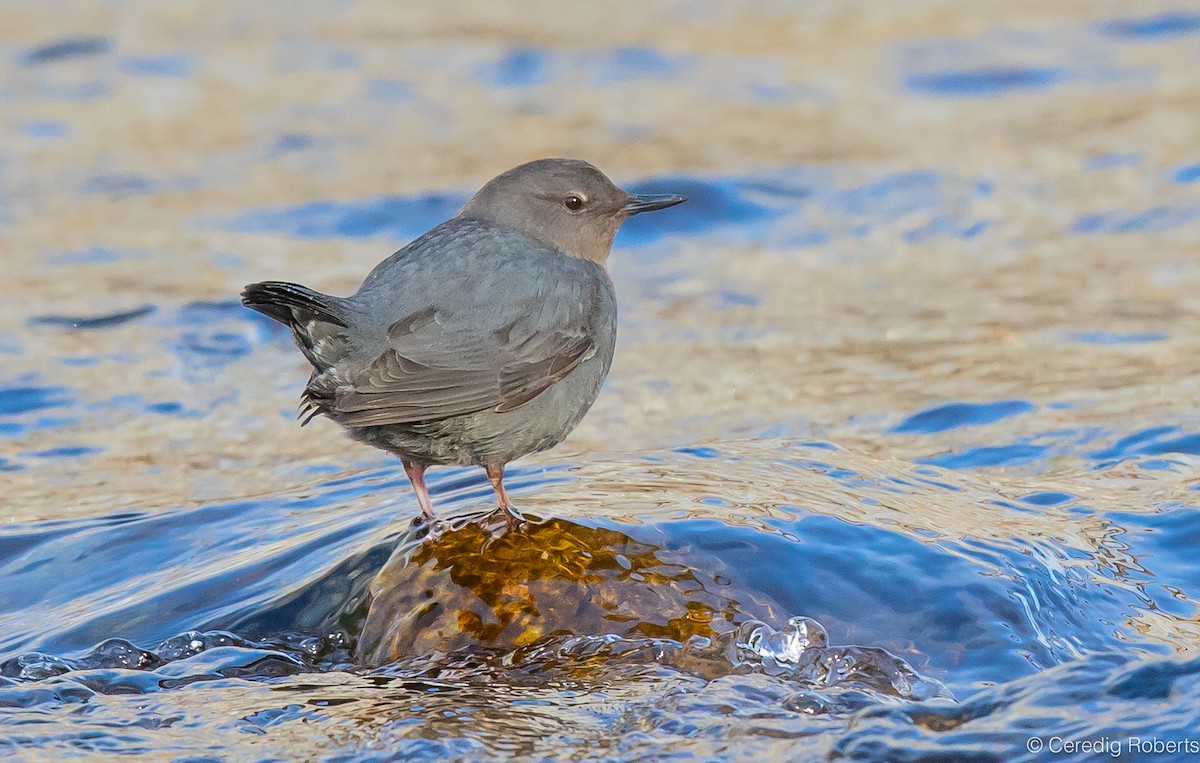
402 460 436 521
485 463 513 510
485 463 517 517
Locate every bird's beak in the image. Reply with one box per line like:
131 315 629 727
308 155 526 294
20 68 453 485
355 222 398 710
623 193 687 215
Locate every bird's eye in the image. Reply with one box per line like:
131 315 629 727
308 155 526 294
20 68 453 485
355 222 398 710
563 195 584 211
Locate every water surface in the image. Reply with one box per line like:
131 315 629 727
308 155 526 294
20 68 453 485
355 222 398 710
4 1 1200 760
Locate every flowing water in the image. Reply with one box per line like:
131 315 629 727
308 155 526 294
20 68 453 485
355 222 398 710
4 1 1200 760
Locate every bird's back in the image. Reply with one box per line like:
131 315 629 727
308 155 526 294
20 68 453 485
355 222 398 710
346 217 615 362
322 216 618 464
245 216 617 464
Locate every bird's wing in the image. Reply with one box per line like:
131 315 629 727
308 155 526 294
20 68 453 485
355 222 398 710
328 265 603 426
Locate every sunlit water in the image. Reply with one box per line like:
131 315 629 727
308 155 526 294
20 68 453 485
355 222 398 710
5 1 1200 761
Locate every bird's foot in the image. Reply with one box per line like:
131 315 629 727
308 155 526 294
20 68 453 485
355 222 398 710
471 503 529 541
410 511 450 541
498 502 527 531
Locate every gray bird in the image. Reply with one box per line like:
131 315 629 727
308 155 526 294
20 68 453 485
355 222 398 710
242 158 685 520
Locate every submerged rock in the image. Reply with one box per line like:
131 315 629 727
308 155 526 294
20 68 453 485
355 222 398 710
356 511 782 665
354 511 952 708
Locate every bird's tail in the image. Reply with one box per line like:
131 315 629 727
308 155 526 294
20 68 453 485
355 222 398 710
241 281 349 328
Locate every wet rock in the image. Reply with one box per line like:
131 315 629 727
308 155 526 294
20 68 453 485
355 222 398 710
356 512 781 665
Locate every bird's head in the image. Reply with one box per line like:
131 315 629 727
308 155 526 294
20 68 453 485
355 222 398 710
460 158 686 264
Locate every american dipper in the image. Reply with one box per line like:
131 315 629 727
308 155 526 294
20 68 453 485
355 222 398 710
242 159 685 519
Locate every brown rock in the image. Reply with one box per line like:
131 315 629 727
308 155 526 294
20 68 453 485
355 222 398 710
356 512 780 666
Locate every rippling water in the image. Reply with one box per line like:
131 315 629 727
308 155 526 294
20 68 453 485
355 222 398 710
5 1 1200 760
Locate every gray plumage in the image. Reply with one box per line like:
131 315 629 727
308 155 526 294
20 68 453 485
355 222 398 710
242 158 685 518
